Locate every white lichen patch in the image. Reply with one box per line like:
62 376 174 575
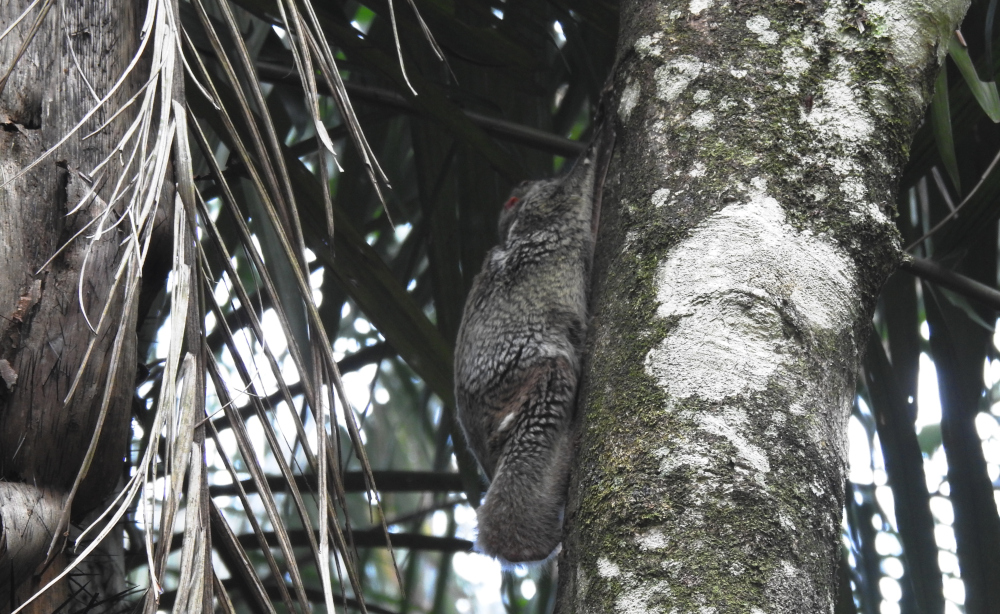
839 176 867 201
620 81 641 121
804 77 873 147
654 446 712 473
731 68 748 79
635 32 664 59
820 4 848 39
748 175 767 196
689 161 707 177
645 195 856 403
766 559 818 605
637 528 669 550
598 557 621 578
805 184 828 202
817 0 952 126
864 81 895 119
693 89 711 104
652 188 672 208
778 512 796 532
867 202 888 223
699 407 771 475
690 0 713 16
862 0 955 70
829 156 859 177
801 68 880 209
689 109 715 130
781 46 810 82
655 56 705 103
625 229 641 250
746 15 778 45
809 478 826 497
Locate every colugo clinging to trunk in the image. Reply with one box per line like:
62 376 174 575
454 119 615 564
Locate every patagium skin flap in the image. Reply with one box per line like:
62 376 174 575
454 125 612 564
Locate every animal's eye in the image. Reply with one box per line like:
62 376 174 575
503 196 520 210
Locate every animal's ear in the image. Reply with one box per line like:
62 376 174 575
507 180 534 202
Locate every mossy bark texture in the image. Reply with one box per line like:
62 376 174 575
557 1 968 612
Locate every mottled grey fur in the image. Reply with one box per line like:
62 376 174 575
454 132 610 563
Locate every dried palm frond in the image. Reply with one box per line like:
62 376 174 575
2 0 453 609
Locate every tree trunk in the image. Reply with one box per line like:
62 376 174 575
0 0 141 610
558 0 968 611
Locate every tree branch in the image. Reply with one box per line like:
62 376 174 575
209 470 467 497
253 60 586 158
900 257 1000 311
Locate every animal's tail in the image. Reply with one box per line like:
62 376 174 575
474 358 577 564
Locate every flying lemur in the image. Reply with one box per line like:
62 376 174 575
454 121 615 564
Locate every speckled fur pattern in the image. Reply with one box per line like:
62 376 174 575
454 143 601 564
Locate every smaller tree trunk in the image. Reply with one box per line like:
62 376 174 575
0 1 142 609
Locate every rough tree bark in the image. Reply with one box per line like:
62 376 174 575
0 1 140 611
559 1 969 612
